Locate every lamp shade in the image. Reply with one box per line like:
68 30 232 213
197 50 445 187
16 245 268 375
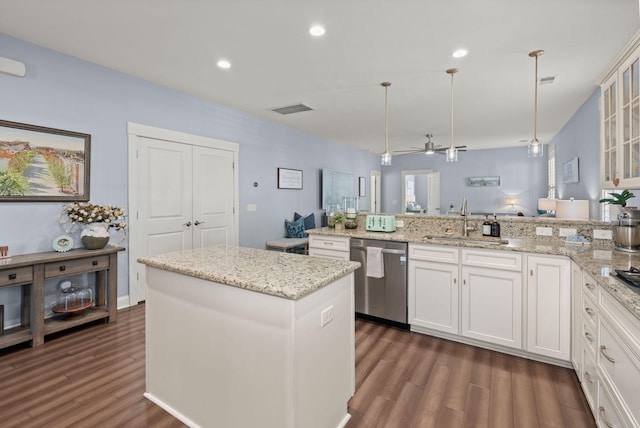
538 198 557 211
555 199 589 220
506 197 518 206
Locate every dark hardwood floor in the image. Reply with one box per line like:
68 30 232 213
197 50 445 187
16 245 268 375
0 304 595 427
347 319 596 428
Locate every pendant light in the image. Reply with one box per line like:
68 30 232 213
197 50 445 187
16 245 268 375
445 68 458 162
528 50 544 158
380 82 392 166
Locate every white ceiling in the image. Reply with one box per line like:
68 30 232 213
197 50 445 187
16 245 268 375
1 1 639 154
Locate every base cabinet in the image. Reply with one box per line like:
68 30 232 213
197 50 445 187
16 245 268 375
461 265 522 349
571 261 583 377
526 255 571 361
308 235 350 260
408 244 459 334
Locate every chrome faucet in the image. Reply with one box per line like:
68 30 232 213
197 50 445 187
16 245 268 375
460 197 478 237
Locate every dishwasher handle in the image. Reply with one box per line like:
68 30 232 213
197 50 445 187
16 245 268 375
351 245 406 255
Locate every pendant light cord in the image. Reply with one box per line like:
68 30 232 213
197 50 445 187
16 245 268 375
385 84 389 153
534 53 538 140
446 68 458 150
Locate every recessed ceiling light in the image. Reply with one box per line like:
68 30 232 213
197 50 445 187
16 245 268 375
452 49 468 58
309 25 325 37
217 59 231 69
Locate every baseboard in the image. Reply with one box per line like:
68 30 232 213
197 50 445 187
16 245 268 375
143 392 200 428
117 295 131 310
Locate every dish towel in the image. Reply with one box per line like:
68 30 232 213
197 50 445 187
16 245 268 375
366 247 385 278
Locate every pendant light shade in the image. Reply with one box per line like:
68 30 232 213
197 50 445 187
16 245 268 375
380 82 392 166
446 68 458 163
528 50 544 158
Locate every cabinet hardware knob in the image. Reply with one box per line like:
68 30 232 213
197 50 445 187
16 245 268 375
584 332 594 342
59 266 66 271
586 282 595 291
598 406 614 428
8 273 16 280
600 345 616 363
585 307 595 316
584 371 593 384
454 278 457 284
92 260 98 266
530 269 533 276
194 220 205 226
184 221 192 227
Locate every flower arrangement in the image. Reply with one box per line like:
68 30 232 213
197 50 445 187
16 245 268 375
60 201 127 232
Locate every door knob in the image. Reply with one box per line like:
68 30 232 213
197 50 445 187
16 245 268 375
184 221 192 227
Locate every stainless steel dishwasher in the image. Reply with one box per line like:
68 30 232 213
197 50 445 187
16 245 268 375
350 238 408 326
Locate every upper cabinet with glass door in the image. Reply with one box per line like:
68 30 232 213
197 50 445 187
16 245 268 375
599 31 640 189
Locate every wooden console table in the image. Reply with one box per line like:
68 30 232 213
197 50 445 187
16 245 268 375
0 246 124 349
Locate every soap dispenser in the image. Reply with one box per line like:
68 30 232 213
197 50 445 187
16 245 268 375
490 215 501 237
482 216 491 236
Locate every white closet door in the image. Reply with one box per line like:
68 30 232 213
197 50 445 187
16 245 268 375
137 137 193 302
192 145 236 248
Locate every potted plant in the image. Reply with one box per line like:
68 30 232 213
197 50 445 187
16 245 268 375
599 190 636 220
332 211 347 230
599 189 635 207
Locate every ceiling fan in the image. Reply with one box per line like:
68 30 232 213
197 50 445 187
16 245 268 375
395 134 467 156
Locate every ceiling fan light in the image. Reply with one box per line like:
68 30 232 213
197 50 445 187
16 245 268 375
445 147 458 162
528 138 544 157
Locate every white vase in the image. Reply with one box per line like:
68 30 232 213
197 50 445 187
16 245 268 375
81 224 110 250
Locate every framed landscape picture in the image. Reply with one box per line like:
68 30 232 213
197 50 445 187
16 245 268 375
0 120 91 202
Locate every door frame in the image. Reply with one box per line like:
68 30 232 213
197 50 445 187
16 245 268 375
127 122 239 305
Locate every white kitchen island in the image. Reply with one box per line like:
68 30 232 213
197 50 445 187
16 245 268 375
138 246 360 428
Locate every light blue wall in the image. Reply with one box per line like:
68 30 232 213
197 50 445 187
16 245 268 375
382 88 606 218
549 88 631 216
0 34 378 298
381 146 548 216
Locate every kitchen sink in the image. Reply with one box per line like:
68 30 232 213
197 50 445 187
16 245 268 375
423 235 509 245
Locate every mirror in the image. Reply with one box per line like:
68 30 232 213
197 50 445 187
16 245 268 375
401 169 440 214
321 169 354 210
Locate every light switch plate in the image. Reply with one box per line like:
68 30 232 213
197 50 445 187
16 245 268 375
559 228 577 237
536 227 553 236
396 220 404 228
247 204 257 212
593 229 613 240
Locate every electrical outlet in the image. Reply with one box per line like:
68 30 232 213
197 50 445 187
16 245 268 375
594 229 613 240
320 305 334 327
559 228 577 237
396 220 404 228
536 227 553 236
247 204 257 212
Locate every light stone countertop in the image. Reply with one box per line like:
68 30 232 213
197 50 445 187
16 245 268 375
138 245 360 300
307 227 640 320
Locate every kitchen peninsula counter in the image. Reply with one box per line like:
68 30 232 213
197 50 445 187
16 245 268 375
307 227 640 321
138 245 360 428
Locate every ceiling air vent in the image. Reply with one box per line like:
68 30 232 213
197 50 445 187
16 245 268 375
539 76 556 85
271 103 314 115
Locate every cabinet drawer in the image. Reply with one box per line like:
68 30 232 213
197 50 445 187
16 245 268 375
409 243 459 264
0 266 33 287
45 255 110 278
597 376 633 428
582 272 597 301
598 316 640 426
581 346 597 411
461 248 522 271
582 292 598 329
309 247 350 261
583 319 597 355
309 235 350 252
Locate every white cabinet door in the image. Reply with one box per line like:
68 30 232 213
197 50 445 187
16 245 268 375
408 259 459 334
461 266 522 349
526 255 571 361
570 261 583 376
